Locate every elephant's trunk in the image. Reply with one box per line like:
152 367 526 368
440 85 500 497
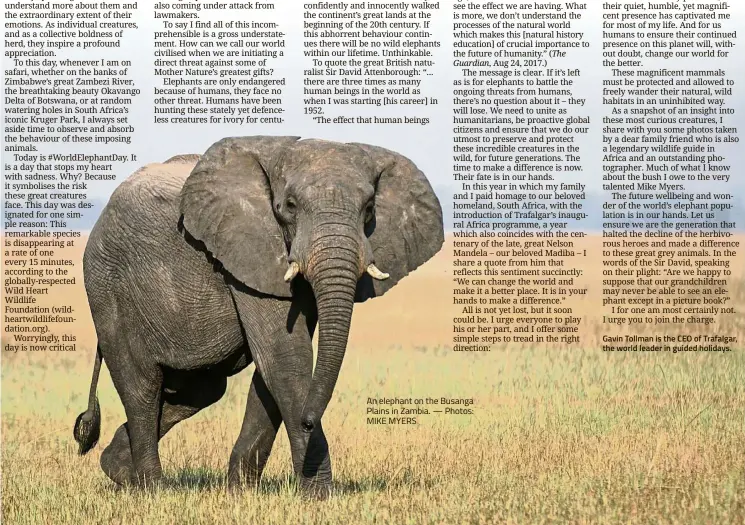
300 221 360 435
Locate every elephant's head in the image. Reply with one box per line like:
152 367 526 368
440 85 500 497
179 136 443 433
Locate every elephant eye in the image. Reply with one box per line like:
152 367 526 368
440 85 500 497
285 197 297 212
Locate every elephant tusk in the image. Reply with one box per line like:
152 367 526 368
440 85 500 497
366 263 389 281
284 261 300 282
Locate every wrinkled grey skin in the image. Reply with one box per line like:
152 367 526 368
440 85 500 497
73 136 443 498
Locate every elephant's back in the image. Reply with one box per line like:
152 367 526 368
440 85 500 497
114 154 200 210
84 155 200 274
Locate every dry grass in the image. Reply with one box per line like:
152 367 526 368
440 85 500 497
2 235 744 523
2 346 744 524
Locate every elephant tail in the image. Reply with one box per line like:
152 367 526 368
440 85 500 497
73 345 103 455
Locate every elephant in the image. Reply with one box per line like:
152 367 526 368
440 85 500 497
73 136 443 498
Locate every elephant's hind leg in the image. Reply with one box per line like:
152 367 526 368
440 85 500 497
112 365 163 488
101 373 227 486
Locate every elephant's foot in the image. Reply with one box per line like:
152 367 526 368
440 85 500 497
298 475 332 500
100 425 135 486
132 465 164 490
295 449 332 500
100 424 163 489
293 429 332 500
226 460 263 492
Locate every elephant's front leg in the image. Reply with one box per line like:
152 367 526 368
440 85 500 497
227 370 282 489
231 291 332 498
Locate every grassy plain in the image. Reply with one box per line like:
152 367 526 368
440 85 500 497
2 236 744 524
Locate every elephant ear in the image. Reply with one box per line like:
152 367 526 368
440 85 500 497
350 143 444 302
179 136 300 298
